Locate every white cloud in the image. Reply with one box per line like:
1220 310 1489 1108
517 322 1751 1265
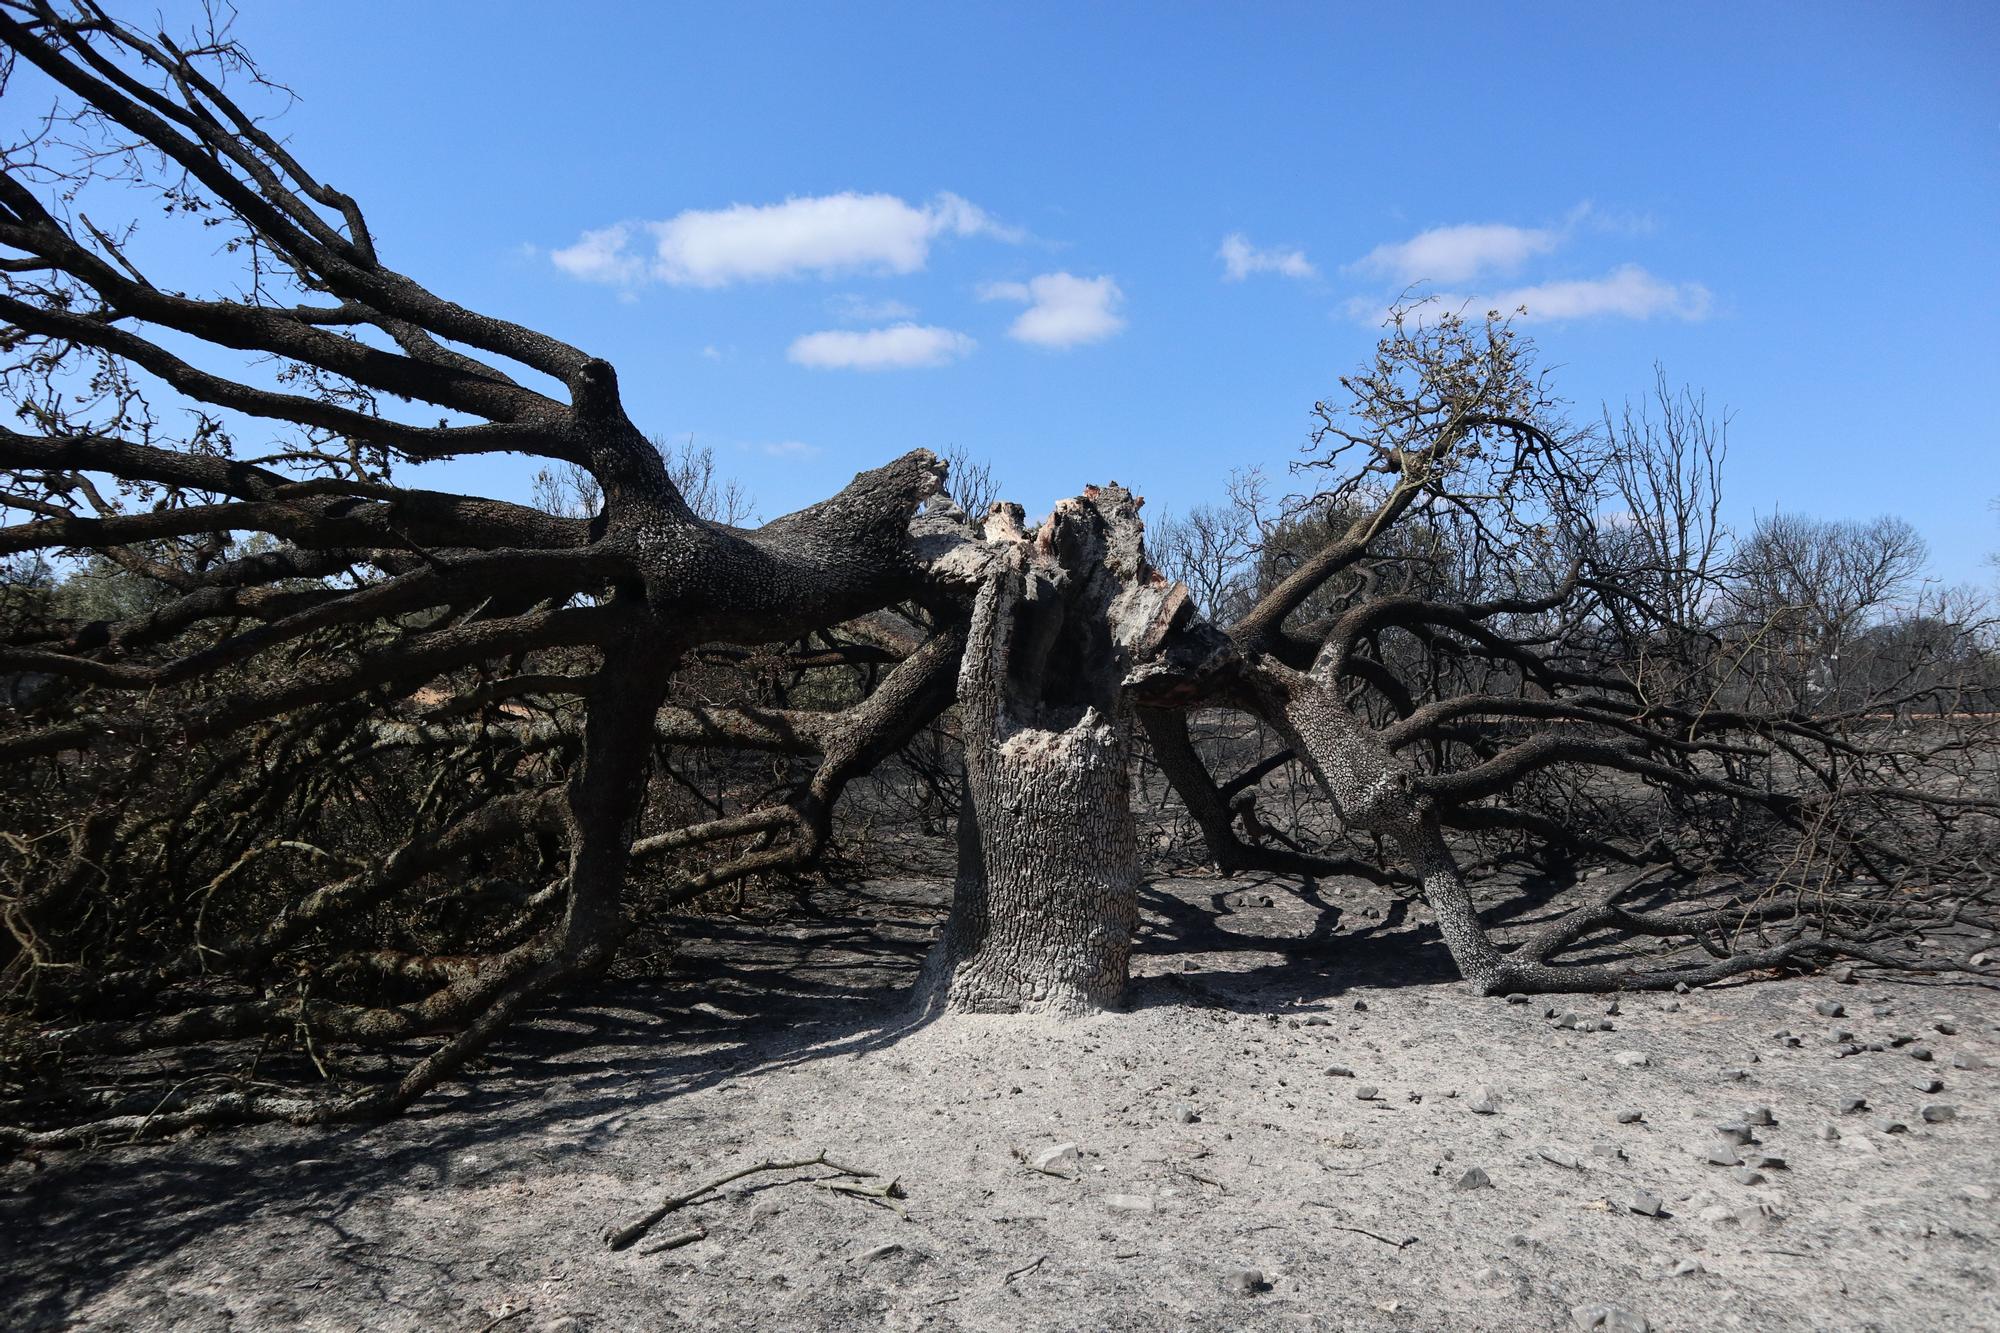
786 323 976 371
979 272 1126 349
1219 232 1316 281
551 192 1020 288
550 223 646 284
700 345 723 361
827 293 918 322
1348 266 1712 326
760 440 821 458
1351 222 1561 284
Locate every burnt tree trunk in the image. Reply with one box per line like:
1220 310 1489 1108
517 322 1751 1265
919 488 1181 1015
1245 659 1511 991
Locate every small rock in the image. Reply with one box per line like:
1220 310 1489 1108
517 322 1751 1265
1732 1167 1766 1186
857 1242 902 1262
1555 1011 1582 1030
1697 1203 1738 1227
1749 1153 1787 1170
1326 1064 1355 1078
1909 1047 1935 1062
1670 1258 1705 1276
1613 1051 1650 1068
1226 1268 1267 1296
1920 1104 1957 1124
1591 1144 1626 1161
1816 1000 1846 1018
1817 1124 1841 1141
1606 1000 1621 1016
1829 1028 1854 1043
1175 1103 1199 1125
1721 1068 1751 1082
1301 1014 1331 1027
1629 1190 1664 1217
1539 1147 1583 1170
1952 1052 1986 1070
1355 1084 1380 1101
1875 1119 1910 1135
1735 1201 1782 1231
1830 965 1856 984
1702 1142 1744 1167
1935 1020 1958 1036
1615 1109 1644 1124
1104 1194 1156 1213
1674 982 1691 994
1714 1123 1756 1146
1505 993 1528 1005
1742 1105 1775 1126
1469 1087 1502 1115
1455 1166 1493 1191
1664 1000 1682 1013
1352 999 1369 1012
1839 1097 1869 1115
1032 1142 1080 1176
1914 1077 1944 1094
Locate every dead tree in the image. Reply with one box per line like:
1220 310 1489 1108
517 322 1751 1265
914 487 1178 1015
0 5 1993 1145
1132 310 1999 995
0 5 963 1140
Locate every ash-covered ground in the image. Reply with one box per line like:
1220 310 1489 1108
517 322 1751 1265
3 871 1995 1332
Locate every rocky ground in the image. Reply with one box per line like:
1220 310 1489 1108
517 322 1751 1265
2 870 1996 1332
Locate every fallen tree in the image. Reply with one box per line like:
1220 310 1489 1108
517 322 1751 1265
1 2 1994 1146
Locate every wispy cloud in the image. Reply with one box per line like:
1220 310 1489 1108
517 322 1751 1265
786 323 977 370
1348 266 1713 326
551 224 647 284
552 192 1021 288
979 272 1126 349
1350 222 1560 284
827 293 918 322
1219 232 1316 281
759 439 821 458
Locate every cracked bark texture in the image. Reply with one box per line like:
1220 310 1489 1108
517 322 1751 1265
918 486 1179 1016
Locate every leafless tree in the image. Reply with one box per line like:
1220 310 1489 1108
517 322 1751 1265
1730 511 1928 708
0 8 1991 1147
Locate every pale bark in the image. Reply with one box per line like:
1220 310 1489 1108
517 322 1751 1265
919 574 1139 1014
918 485 1176 1016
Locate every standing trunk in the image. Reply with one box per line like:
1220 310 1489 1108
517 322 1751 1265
555 637 677 971
918 487 1180 1016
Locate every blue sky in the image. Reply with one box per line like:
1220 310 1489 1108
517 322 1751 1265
28 3 2000 583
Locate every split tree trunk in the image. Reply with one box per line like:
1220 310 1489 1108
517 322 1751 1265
918 488 1181 1016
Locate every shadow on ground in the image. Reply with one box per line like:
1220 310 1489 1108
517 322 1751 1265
1 864 1945 1329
